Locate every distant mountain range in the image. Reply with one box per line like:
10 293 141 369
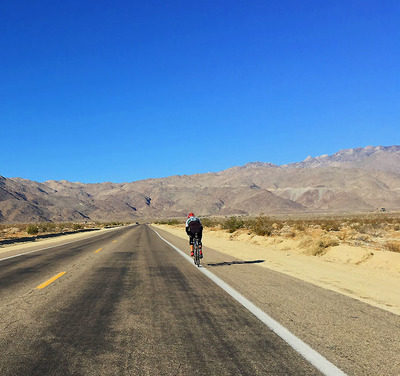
1 145 400 222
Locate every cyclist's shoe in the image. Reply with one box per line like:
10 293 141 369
199 251 203 259
190 251 194 257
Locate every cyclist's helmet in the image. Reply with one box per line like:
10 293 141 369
188 212 195 218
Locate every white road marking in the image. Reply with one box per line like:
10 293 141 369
153 228 347 376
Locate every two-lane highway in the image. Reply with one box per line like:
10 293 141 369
0 226 132 296
1 224 399 375
1 224 324 375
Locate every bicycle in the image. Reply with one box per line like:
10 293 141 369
193 233 201 267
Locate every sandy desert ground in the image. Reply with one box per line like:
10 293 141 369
153 224 400 316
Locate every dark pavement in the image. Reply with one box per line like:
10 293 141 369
0 225 322 375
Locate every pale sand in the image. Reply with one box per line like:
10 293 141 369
153 224 400 315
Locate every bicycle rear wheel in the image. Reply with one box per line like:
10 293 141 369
193 237 200 267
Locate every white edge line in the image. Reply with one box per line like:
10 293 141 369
152 228 347 376
0 226 124 263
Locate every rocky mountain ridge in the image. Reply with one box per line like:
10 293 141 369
284 145 400 173
1 145 400 222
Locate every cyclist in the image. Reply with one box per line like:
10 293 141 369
186 212 203 258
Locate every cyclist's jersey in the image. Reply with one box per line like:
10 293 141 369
186 216 202 233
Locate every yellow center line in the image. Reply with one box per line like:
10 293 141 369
95 248 103 253
36 272 66 289
112 240 117 243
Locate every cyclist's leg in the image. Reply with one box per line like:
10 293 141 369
189 233 194 256
198 231 203 258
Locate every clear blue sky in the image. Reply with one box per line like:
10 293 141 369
1 1 399 183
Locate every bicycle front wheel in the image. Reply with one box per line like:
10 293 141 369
193 238 200 266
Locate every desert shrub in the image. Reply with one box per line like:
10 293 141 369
324 238 339 247
320 220 341 232
72 223 84 230
338 229 350 241
310 238 339 256
295 224 305 231
223 217 244 233
155 218 182 225
355 234 370 242
384 241 400 253
272 222 284 231
352 223 377 235
26 225 39 235
312 240 328 256
39 222 57 233
248 215 273 236
299 237 314 249
165 219 181 225
57 223 68 231
201 217 221 228
1 224 27 232
101 221 124 227
286 231 296 238
358 225 370 234
291 221 306 232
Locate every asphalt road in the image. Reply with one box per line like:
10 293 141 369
0 224 398 375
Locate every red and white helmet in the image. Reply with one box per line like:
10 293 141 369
188 212 195 218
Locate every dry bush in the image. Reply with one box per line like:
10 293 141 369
354 234 370 242
222 217 244 233
201 217 221 228
357 224 370 234
0 223 26 232
155 218 183 226
310 240 329 256
320 220 341 232
247 216 274 236
338 229 350 241
299 237 314 249
349 222 363 232
286 231 296 238
384 241 400 253
38 222 57 233
26 225 39 235
312 238 340 256
291 221 306 231
272 222 284 231
300 236 339 256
